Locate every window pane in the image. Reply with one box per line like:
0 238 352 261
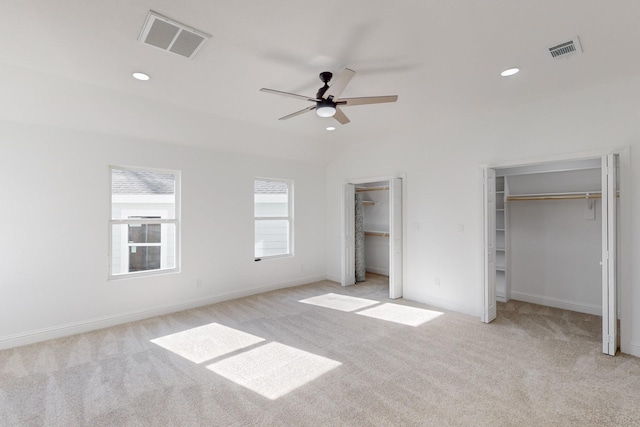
254 180 288 217
111 169 176 220
255 220 289 258
129 246 161 272
111 223 176 275
128 224 161 244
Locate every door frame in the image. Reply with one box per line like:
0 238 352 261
341 174 407 299
480 147 630 355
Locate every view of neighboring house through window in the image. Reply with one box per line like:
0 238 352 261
110 167 179 277
254 178 293 259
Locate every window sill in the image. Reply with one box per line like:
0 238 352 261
108 268 180 281
254 254 293 262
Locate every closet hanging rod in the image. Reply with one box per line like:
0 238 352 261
364 231 389 237
508 191 619 201
355 186 389 193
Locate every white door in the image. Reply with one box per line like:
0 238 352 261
342 183 356 286
389 178 403 299
482 168 497 323
601 154 617 355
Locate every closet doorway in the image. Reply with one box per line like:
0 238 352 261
341 177 404 299
482 153 622 356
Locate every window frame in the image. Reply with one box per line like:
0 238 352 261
108 165 181 280
254 177 294 261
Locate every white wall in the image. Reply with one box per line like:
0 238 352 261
0 120 326 349
325 74 640 357
509 199 602 314
503 168 603 314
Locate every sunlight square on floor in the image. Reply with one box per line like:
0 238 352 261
298 293 379 312
150 323 265 364
356 303 444 326
207 342 342 400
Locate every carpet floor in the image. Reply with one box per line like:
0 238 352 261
1 274 639 426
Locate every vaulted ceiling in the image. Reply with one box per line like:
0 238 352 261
2 1 639 164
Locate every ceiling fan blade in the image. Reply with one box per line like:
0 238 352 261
323 68 356 100
260 88 318 102
279 105 316 120
333 107 350 125
337 95 398 106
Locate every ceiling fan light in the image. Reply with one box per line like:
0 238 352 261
316 105 336 118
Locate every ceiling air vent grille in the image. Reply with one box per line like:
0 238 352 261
138 11 211 59
548 37 582 59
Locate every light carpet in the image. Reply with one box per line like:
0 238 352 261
1 274 639 426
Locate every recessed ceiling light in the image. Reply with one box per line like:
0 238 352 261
326 126 336 131
500 68 520 77
132 72 150 81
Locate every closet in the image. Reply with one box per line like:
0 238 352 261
355 182 390 282
493 158 610 315
343 177 403 299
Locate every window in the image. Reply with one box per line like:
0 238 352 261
109 166 179 278
254 178 293 259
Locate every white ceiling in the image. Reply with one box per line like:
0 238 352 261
2 1 640 165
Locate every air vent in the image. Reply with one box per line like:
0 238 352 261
548 37 583 59
138 11 211 59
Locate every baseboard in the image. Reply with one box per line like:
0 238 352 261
510 291 601 316
0 274 326 351
404 292 479 318
626 341 640 358
326 274 341 283
365 266 389 276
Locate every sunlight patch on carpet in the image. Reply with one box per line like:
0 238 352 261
356 303 443 326
150 323 264 364
299 293 379 312
207 342 341 400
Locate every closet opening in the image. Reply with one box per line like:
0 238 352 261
482 154 621 356
341 177 404 299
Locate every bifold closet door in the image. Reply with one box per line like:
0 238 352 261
601 154 617 355
342 183 356 286
482 168 497 323
389 178 403 299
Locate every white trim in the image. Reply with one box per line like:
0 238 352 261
406 293 477 317
0 274 326 351
482 146 628 170
627 341 640 358
510 291 602 316
326 274 342 283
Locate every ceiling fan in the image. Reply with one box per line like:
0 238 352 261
260 68 398 125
